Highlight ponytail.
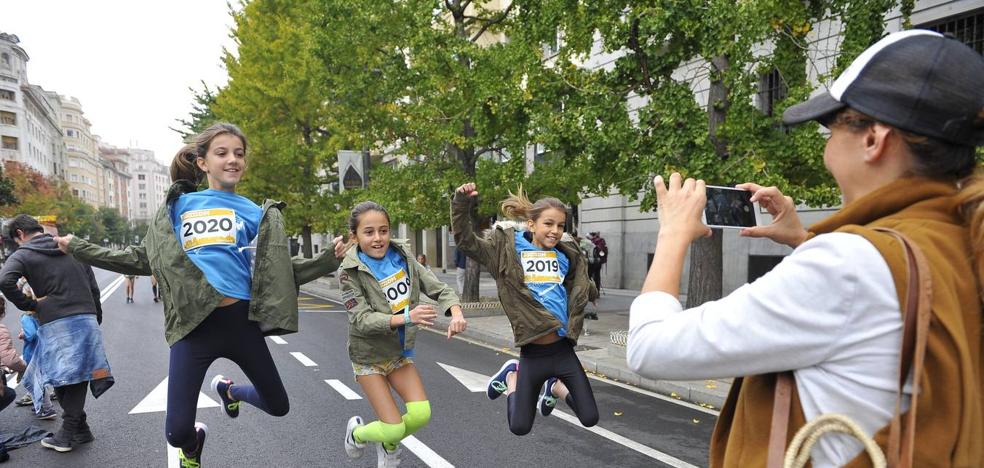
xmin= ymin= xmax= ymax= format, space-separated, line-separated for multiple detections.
xmin=169 ymin=144 xmax=202 ymax=183
xmin=500 ymin=185 xmax=569 ymax=222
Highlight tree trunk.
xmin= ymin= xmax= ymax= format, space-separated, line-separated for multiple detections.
xmin=686 ymin=229 xmax=723 ymax=308
xmin=301 ymin=224 xmax=313 ymax=259
xmin=685 ymin=54 xmax=730 ymax=307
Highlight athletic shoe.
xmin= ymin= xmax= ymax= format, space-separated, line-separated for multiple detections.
xmin=537 ymin=377 xmax=559 ymax=416
xmin=210 ymin=375 xmax=239 ymax=418
xmin=15 ymin=393 xmax=33 ymax=406
xmin=344 ymin=415 xmax=366 ymax=459
xmin=177 ymin=422 xmax=207 ymax=468
xmin=36 ymin=408 xmax=58 ymax=420
xmin=486 ymin=359 xmax=519 ymax=400
xmin=40 ymin=433 xmax=72 ymax=452
xmin=376 ymin=442 xmax=401 ymax=468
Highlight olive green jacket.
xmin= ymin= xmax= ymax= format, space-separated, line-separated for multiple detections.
xmin=339 ymin=241 xmax=459 ymax=365
xmin=451 ymin=192 xmax=598 ymax=346
xmin=68 ymin=180 xmax=340 ymax=346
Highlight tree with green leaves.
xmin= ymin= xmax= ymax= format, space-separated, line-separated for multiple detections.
xmin=213 ymin=0 xmax=347 ymax=257
xmin=512 ymin=0 xmax=912 ymax=305
xmin=171 ymin=82 xmax=219 ymax=143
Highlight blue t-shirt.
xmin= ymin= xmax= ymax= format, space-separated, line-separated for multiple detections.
xmin=171 ymin=189 xmax=262 ymax=300
xmin=358 ymin=246 xmax=414 ymax=358
xmin=514 ymin=231 xmax=570 ymax=336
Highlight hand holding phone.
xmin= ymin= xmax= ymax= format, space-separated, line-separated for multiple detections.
xmin=702 ymin=186 xmax=761 ymax=229
xmin=734 ymin=183 xmax=808 ymax=248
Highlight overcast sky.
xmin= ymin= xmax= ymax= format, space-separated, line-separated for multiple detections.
xmin=2 ymin=0 xmax=237 ymax=165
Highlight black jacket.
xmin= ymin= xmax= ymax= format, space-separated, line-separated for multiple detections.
xmin=0 ymin=234 xmax=102 ymax=324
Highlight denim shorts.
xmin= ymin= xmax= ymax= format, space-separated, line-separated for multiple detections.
xmin=351 ymin=357 xmax=413 ymax=380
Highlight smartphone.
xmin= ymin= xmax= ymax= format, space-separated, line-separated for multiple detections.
xmin=702 ymin=185 xmax=760 ymax=229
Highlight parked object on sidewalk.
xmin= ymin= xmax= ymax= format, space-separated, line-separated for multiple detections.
xmin=452 ymin=183 xmax=600 ymax=436
xmin=629 ymin=31 xmax=984 ymax=468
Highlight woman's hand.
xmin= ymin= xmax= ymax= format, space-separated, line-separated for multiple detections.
xmin=735 ymin=183 xmax=808 ymax=248
xmin=409 ymin=304 xmax=437 ymax=327
xmin=654 ymin=173 xmax=712 ymax=242
xmin=446 ymin=306 xmax=467 ymax=339
xmin=54 ymin=234 xmax=74 ymax=254
xmin=455 ymin=183 xmax=478 ymax=197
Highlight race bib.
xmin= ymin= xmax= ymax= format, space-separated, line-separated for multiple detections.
xmin=379 ymin=268 xmax=411 ymax=313
xmin=180 ymin=208 xmax=237 ymax=251
xmin=522 ymin=251 xmax=562 ymax=284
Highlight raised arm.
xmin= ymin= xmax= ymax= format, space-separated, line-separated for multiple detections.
xmin=450 ymin=183 xmax=497 ymax=270
xmin=61 ymin=235 xmax=151 ymax=276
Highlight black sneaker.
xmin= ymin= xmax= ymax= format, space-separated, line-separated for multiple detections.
xmin=537 ymin=377 xmax=559 ymax=416
xmin=40 ymin=433 xmax=72 ymax=453
xmin=210 ymin=375 xmax=239 ymax=418
xmin=486 ymin=359 xmax=518 ymax=400
xmin=72 ymin=429 xmax=94 ymax=445
xmin=177 ymin=422 xmax=207 ymax=468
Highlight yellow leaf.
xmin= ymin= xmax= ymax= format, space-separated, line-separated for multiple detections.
xmin=705 ymin=380 xmax=718 ymax=389
xmin=614 ymin=411 xmax=623 ymax=416
xmin=692 ymin=418 xmax=701 ymax=424
xmin=670 ymin=392 xmax=681 ymax=399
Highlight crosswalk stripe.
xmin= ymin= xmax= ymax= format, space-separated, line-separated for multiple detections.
xmin=290 ymin=352 xmax=318 ymax=367
xmin=402 ymin=436 xmax=455 ymax=468
xmin=325 ymin=379 xmax=362 ymax=400
xmin=268 ymin=336 xmax=287 ymax=345
xmin=552 ymin=410 xmax=697 ymax=468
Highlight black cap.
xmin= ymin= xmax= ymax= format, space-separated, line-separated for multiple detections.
xmin=783 ymin=30 xmax=984 ymax=147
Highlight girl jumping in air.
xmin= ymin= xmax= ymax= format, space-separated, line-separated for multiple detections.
xmin=451 ymin=183 xmax=599 ymax=435
xmin=340 ymin=201 xmax=466 ymax=467
xmin=56 ymin=123 xmax=345 ymax=467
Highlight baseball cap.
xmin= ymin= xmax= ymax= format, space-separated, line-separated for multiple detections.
xmin=783 ymin=30 xmax=984 ymax=147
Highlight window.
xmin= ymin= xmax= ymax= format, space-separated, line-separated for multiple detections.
xmin=139 ymin=183 xmax=146 ymax=190
xmin=920 ymin=8 xmax=984 ymax=55
xmin=1 ymin=135 xmax=17 ymax=150
xmin=0 ymin=89 xmax=13 ymax=101
xmin=0 ymin=111 xmax=14 ymax=125
xmin=72 ymin=189 xmax=79 ymax=196
xmin=140 ymin=202 xmax=147 ymax=208
xmin=758 ymin=68 xmax=788 ymax=117
xmin=138 ymin=174 xmax=145 ymax=180
xmin=1 ymin=53 xmax=9 ymax=65
xmin=139 ymin=193 xmax=146 ymax=199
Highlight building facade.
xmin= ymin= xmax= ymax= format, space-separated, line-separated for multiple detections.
xmin=127 ymin=148 xmax=168 ymax=222
xmin=0 ymin=32 xmax=66 ymax=178
xmin=98 ymin=142 xmax=133 ymax=219
xmin=57 ymin=95 xmax=105 ymax=207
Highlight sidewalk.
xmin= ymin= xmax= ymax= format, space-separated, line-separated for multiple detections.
xmin=301 ymin=271 xmax=731 ymax=410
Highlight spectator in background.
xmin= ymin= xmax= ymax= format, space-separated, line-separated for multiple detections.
xmin=454 ymin=247 xmax=467 ymax=296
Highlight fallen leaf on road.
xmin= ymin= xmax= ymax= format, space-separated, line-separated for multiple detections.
xmin=699 ymin=403 xmax=715 ymax=409
xmin=614 ymin=411 xmax=623 ymax=416
xmin=670 ymin=392 xmax=681 ymax=399
xmin=705 ymin=380 xmax=717 ymax=389
xmin=692 ymin=418 xmax=700 ymax=424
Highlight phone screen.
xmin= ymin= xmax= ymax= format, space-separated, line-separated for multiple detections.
xmin=704 ymin=186 xmax=756 ymax=228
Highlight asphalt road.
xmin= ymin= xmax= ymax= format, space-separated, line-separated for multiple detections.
xmin=0 ymin=268 xmax=715 ymax=467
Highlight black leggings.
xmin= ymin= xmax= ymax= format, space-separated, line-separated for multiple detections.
xmin=507 ymin=339 xmax=599 ymax=435
xmin=165 ymin=301 xmax=288 ymax=452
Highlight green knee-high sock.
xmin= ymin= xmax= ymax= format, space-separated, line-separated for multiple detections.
xmin=353 ymin=420 xmax=406 ymax=451
xmin=401 ymin=400 xmax=432 ymax=438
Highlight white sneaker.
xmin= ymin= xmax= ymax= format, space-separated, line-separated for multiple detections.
xmin=344 ymin=416 xmax=366 ymax=458
xmin=376 ymin=441 xmax=401 ymax=468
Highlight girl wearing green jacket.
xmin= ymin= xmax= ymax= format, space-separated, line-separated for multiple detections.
xmin=451 ymin=182 xmax=599 ymax=436
xmin=340 ymin=201 xmax=465 ymax=468
xmin=57 ymin=123 xmax=344 ymax=467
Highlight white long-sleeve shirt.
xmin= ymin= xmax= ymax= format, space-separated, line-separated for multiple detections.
xmin=628 ymin=233 xmax=910 ymax=467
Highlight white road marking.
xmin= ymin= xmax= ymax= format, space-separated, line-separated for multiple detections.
xmin=167 ymin=444 xmax=179 ymax=468
xmin=401 ymin=436 xmax=455 ymax=468
xmin=268 ymin=336 xmax=287 ymax=345
xmin=324 ymin=379 xmax=362 ymax=400
xmin=436 ymin=362 xmax=489 ymax=392
xmin=99 ymin=275 xmax=126 ymax=303
xmin=129 ymin=377 xmax=219 ymax=414
xmin=290 ymin=352 xmax=318 ymax=367
xmin=553 ymin=409 xmax=698 ymax=468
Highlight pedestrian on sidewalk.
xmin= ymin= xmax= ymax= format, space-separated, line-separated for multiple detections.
xmin=453 ymin=247 xmax=467 ymax=295
xmin=586 ymin=232 xmax=607 ymax=294
xmin=341 ymin=201 xmax=466 ymax=468
xmin=0 ymin=214 xmax=109 ymax=453
xmin=54 ymin=123 xmax=347 ymax=467
xmin=628 ymin=31 xmax=984 ymax=467
xmin=124 ymin=274 xmax=136 ymax=303
xmin=452 ymin=183 xmax=599 ymax=435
